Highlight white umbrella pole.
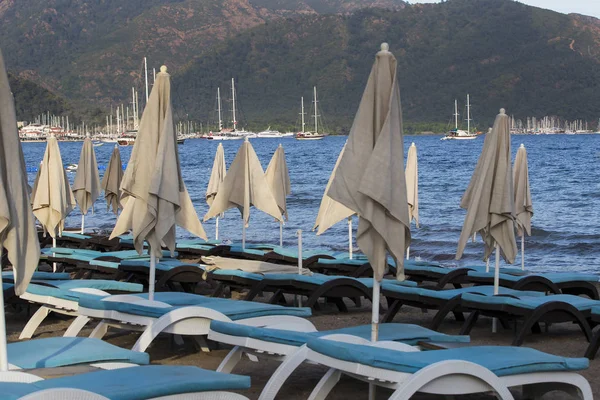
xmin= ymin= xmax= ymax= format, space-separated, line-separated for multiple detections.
xmin=242 ymin=221 xmax=246 ymax=250
xmin=280 ymin=221 xmax=283 ymax=247
xmin=406 ymin=246 xmax=410 ymax=260
xmin=348 ymin=217 xmax=353 ymax=260
xmin=52 ymin=235 xmax=57 ymax=273
xmin=0 ymin=248 xmax=8 ymax=371
xmin=521 ymin=235 xmax=525 ymax=271
xmin=81 ymin=214 xmax=85 ymax=234
xmin=371 ymin=278 xmax=380 ymax=341
xmin=215 ymin=216 xmax=219 ymax=240
xmin=492 ymin=243 xmax=500 ymax=333
xmin=148 ymin=250 xmax=156 ymax=301
xmin=297 ymin=229 xmax=302 ymax=307
xmin=485 ymin=257 xmax=490 ymax=273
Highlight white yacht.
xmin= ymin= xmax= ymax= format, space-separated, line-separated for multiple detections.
xmin=296 ymin=88 xmax=325 ymax=140
xmin=441 ymin=96 xmax=479 ymax=140
xmin=257 ymin=127 xmax=293 ymax=138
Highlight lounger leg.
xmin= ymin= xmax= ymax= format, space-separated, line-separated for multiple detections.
xmin=63 ymin=316 xmax=91 ymax=337
xmin=585 ymin=331 xmax=600 ymax=359
xmin=459 ymin=311 xmax=480 ymax=335
xmin=382 ymin=300 xmax=402 ymax=323
xmin=522 ymin=380 xmax=593 ymax=400
xmin=89 ymin=321 xmax=110 ymax=339
xmin=258 ymin=346 xmax=309 ymax=400
xmin=18 ymin=306 xmax=51 ymax=339
xmin=307 ymin=368 xmax=341 ymax=400
xmin=217 ymin=345 xmax=244 ymax=373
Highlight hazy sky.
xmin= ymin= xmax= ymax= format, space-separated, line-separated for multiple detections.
xmin=408 ymin=0 xmax=600 ymax=19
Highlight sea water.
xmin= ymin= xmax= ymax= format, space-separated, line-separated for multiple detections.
xmin=22 ymin=134 xmax=600 ymax=274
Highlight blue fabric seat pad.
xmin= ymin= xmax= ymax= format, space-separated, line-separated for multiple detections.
xmin=2 ymin=271 xmax=70 ymax=281
xmin=0 ymin=366 xmax=251 ymax=400
xmin=381 ymin=283 xmax=545 ymax=300
xmin=467 ymin=271 xmax=599 ymax=283
xmin=307 ymin=339 xmax=588 ymax=376
xmin=8 ymin=337 xmax=149 ymax=368
xmin=461 ymin=293 xmax=599 ymax=310
xmin=210 ymin=320 xmax=469 ymax=347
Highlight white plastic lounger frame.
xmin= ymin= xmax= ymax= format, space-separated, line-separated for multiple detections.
xmin=18 ymin=288 xmax=107 ymax=339
xmin=75 ymin=295 xmax=312 ymax=353
xmin=209 ymin=318 xmax=319 ymax=373
xmin=258 ymin=336 xmax=592 ymax=400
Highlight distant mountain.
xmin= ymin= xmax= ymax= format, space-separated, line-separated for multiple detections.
xmin=173 ymin=0 xmax=600 ymax=131
xmin=2 ymin=0 xmax=600 ymax=130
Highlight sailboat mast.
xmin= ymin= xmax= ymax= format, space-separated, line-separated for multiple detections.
xmin=301 ymin=97 xmax=305 ymax=133
xmin=454 ymin=99 xmax=459 ymax=130
xmin=313 ymin=86 xmax=318 ymax=134
xmin=466 ymin=94 xmax=471 ymax=134
xmin=231 ymin=78 xmax=237 ymax=131
xmin=217 ymin=88 xmax=223 ymax=132
xmin=144 ymin=57 xmax=149 ymax=102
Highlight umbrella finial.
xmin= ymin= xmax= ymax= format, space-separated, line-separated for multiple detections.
xmin=244 ymin=136 xmax=249 ymax=142
xmin=160 ymin=65 xmax=167 ymax=73
xmin=380 ymin=42 xmax=389 ymax=52
xmin=114 ymin=144 xmax=118 ymax=149
xmin=520 ymin=143 xmax=525 ymax=148
xmin=278 ymin=143 xmax=283 ymax=148
xmin=411 ymin=142 xmax=415 ymax=147
xmin=499 ymin=108 xmax=506 ymax=115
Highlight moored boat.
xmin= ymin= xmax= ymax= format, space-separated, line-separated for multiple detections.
xmin=441 ymin=96 xmax=479 ymax=140
xmin=296 ymin=88 xmax=326 ymax=141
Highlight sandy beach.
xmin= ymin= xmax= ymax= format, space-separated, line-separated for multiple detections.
xmin=7 ymin=287 xmax=597 ymax=400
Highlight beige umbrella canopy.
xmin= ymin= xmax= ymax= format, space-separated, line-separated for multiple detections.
xmin=31 ymin=136 xmax=76 ymax=238
xmin=206 ymin=143 xmax=226 ymax=207
xmin=30 ymin=162 xmax=42 ymax=205
xmin=101 ymin=144 xmax=123 ymax=215
xmin=204 ymin=137 xmax=282 ymax=248
xmin=456 ymin=108 xmax=517 ymax=293
xmin=328 ymin=43 xmax=411 ymax=341
xmin=73 ymin=136 xmax=101 ymax=233
xmin=514 ymin=143 xmax=533 ymax=270
xmin=0 ymin=49 xmax=40 ymax=297
xmin=110 ymin=65 xmax=207 ymax=261
xmin=405 ymin=142 xmax=419 ymax=228
xmin=206 ymin=143 xmax=226 ymax=240
xmin=265 ymin=144 xmax=291 ymax=246
xmin=313 ymin=142 xmax=355 ymax=235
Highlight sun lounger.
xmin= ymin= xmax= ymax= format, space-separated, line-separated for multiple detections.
xmin=208 ymin=319 xmax=469 ymax=375
xmin=381 ymin=283 xmax=545 ymax=330
xmin=262 ymin=247 xmax=341 ymax=267
xmin=2 ymin=272 xmax=71 ymax=282
xmin=18 ymin=280 xmax=143 ymax=339
xmin=466 ymin=271 xmax=600 ymax=299
xmin=460 ymin=292 xmax=598 ymax=346
xmin=74 ymin=292 xmax=312 ymax=352
xmin=310 ymin=257 xmax=373 ymax=277
xmin=118 ymin=259 xmax=206 ymax=293
xmin=8 ymin=337 xmax=149 ymax=370
xmin=258 ymin=336 xmax=591 ymax=400
xmin=584 ymin=306 xmax=600 ymax=359
xmin=1 ymin=365 xmax=251 ymax=400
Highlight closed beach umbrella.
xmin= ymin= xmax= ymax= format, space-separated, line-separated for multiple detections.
xmin=405 ymin=142 xmax=419 ymax=259
xmin=101 ymin=144 xmax=123 ymax=215
xmin=110 ymin=65 xmax=207 ymax=300
xmin=313 ymin=142 xmax=356 ymax=257
xmin=329 ymin=43 xmax=411 ymax=341
xmin=204 ymin=137 xmax=282 ymax=249
xmin=456 ymin=108 xmax=517 ymax=295
xmin=31 ymin=136 xmax=76 ymax=239
xmin=265 ymin=144 xmax=291 ymax=246
xmin=514 ymin=143 xmax=533 ymax=270
xmin=73 ymin=136 xmax=101 ymax=233
xmin=0 ymin=49 xmax=40 ymax=369
xmin=206 ymin=143 xmax=226 ymax=239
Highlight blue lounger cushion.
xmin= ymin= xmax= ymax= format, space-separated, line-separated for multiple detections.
xmin=307 ymin=339 xmax=588 ymax=376
xmin=316 ymin=258 xmax=369 ymax=266
xmin=261 ymin=273 xmax=417 ymax=288
xmin=463 ymin=265 xmax=527 ymax=275
xmin=61 ymin=232 xmax=92 ymax=240
xmin=461 ymin=293 xmax=600 ymax=310
xmin=120 ymin=259 xmax=202 ymax=272
xmin=467 ymin=271 xmax=599 ymax=283
xmin=210 ymin=320 xmax=470 ymax=347
xmin=177 ymin=239 xmax=221 ymax=246
xmin=3 ymin=283 xmax=13 ymax=292
xmin=228 ymin=246 xmax=267 ymax=257
xmin=78 ymin=295 xmax=312 ymax=319
xmin=1 ymin=365 xmax=251 ymax=400
xmin=270 ymin=247 xmax=340 ymax=260
xmin=30 ymin=280 xmax=142 ymax=293
xmin=8 ymin=337 xmax=149 ymax=368
xmin=380 ymin=283 xmax=545 ymax=299
xmin=2 ymin=271 xmax=70 ymax=281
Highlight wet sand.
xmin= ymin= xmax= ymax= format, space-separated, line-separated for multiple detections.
xmin=6 ymin=295 xmax=597 ymax=399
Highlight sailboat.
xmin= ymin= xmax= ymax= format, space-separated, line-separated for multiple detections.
xmin=296 ymin=87 xmax=326 ymax=140
xmin=206 ymin=83 xmax=244 ymax=141
xmin=442 ymin=95 xmax=479 ymax=140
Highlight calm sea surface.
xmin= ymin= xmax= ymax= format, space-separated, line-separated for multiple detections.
xmin=22 ymin=134 xmax=600 ymax=274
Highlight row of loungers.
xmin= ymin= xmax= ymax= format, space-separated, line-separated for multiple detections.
xmin=10 ymin=275 xmax=600 ymax=360
xmin=3 ymin=282 xmax=594 ymax=399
